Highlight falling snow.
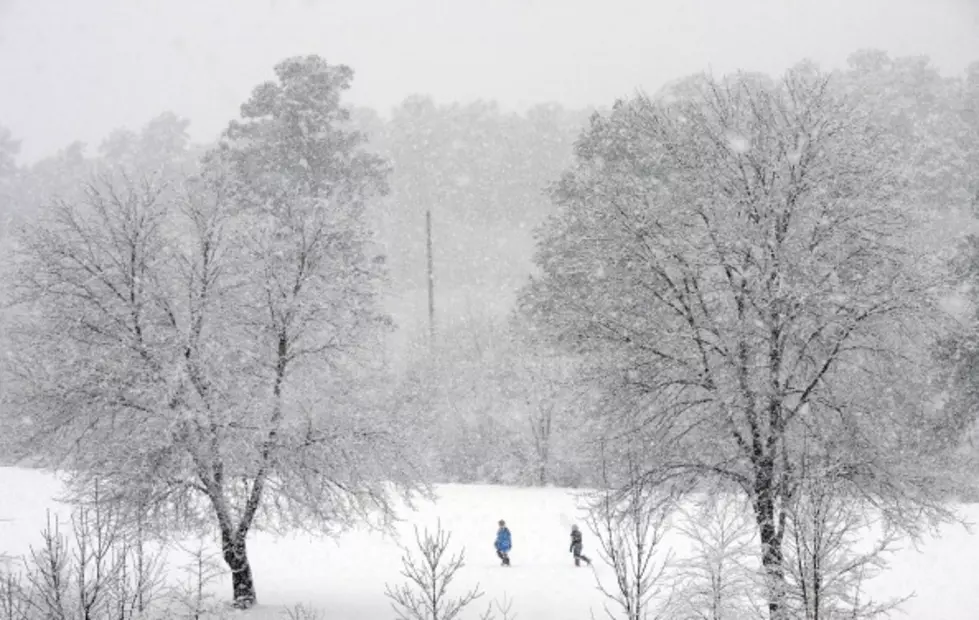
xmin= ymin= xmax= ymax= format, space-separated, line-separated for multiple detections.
xmin=0 ymin=3 xmax=977 ymax=620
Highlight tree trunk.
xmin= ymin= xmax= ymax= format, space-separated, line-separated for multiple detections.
xmin=536 ymin=439 xmax=548 ymax=486
xmin=753 ymin=458 xmax=787 ymax=620
xmin=533 ymin=409 xmax=552 ymax=487
xmin=220 ymin=527 xmax=256 ymax=609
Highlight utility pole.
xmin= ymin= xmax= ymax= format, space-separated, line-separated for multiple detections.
xmin=426 ymin=208 xmax=435 ymax=347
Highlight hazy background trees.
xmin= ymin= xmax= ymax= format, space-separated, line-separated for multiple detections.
xmin=3 ymin=49 xmax=979 ymax=494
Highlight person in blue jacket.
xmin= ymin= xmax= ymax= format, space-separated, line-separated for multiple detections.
xmin=494 ymin=519 xmax=512 ymax=566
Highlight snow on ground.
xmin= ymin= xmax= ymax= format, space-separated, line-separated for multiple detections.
xmin=0 ymin=467 xmax=977 ymax=619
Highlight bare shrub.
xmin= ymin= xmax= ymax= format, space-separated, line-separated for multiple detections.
xmin=784 ymin=473 xmax=911 ymax=620
xmin=671 ymin=494 xmax=764 ymax=620
xmin=478 ymin=593 xmax=516 ymax=620
xmin=0 ymin=518 xmax=31 ymax=620
xmin=0 ymin=569 xmax=32 ymax=620
xmin=165 ymin=537 xmax=227 ymax=620
xmin=107 ymin=517 xmax=167 ymax=620
xmin=0 ymin=496 xmax=166 ymax=620
xmin=279 ymin=602 xmax=324 ymax=619
xmin=23 ymin=511 xmax=70 ymax=619
xmin=384 ymin=520 xmax=490 ymax=620
xmin=587 ymin=454 xmax=677 ymax=620
xmin=70 ymin=493 xmax=166 ymax=619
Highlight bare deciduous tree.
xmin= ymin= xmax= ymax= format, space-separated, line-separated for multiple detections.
xmin=5 ymin=55 xmax=422 ymax=610
xmin=671 ymin=494 xmax=763 ymax=620
xmin=783 ymin=445 xmax=911 ymax=620
xmin=507 ymin=345 xmax=583 ymax=487
xmin=587 ymin=448 xmax=676 ymax=620
xmin=401 ymin=311 xmax=588 ymax=487
xmin=519 ymin=64 xmax=964 ymax=618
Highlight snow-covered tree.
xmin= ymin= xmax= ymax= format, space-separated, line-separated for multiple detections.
xmin=838 ymin=51 xmax=973 ymax=215
xmin=519 ymin=65 xmax=963 ymax=619
xmin=672 ymin=494 xmax=763 ymax=620
xmin=0 ymin=125 xmax=17 ymax=220
xmin=5 ymin=55 xmax=421 ymax=609
xmin=95 ymin=111 xmax=202 ymax=183
xmin=0 ymin=124 xmax=19 ymax=283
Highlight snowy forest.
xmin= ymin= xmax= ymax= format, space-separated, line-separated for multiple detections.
xmin=3 ymin=46 xmax=979 ymax=620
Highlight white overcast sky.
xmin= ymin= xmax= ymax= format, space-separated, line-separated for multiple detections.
xmin=1 ymin=0 xmax=977 ymax=162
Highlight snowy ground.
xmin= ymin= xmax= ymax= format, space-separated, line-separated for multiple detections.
xmin=0 ymin=467 xmax=976 ymax=619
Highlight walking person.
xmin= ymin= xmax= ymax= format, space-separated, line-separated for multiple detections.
xmin=570 ymin=524 xmax=592 ymax=567
xmin=495 ymin=520 xmax=512 ymax=566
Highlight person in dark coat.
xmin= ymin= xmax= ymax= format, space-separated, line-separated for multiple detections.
xmin=570 ymin=524 xmax=592 ymax=567
xmin=494 ymin=519 xmax=512 ymax=566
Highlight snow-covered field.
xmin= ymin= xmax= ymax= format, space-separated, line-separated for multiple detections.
xmin=0 ymin=466 xmax=976 ymax=619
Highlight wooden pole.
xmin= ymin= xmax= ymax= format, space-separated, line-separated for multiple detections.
xmin=426 ymin=209 xmax=435 ymax=346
